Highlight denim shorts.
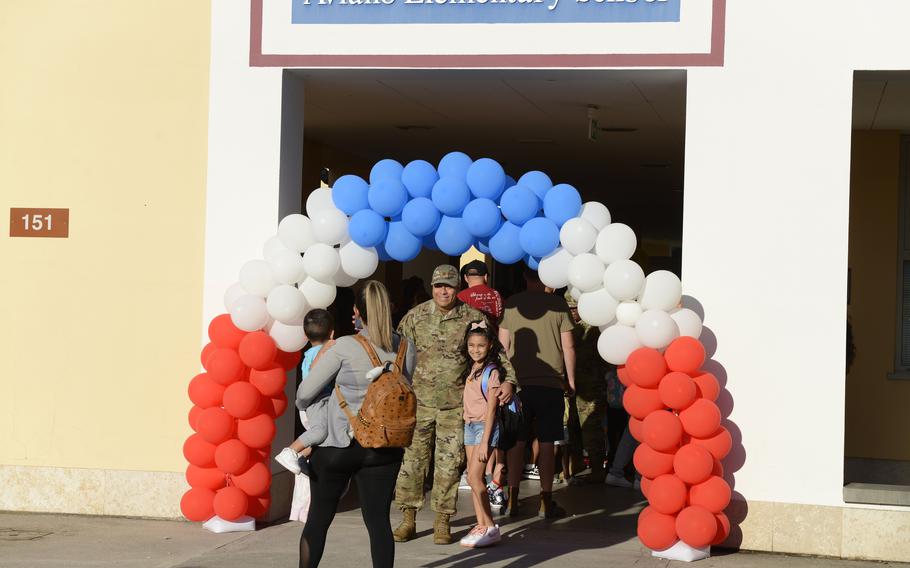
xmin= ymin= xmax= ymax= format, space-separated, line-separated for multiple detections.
xmin=464 ymin=421 xmax=500 ymax=447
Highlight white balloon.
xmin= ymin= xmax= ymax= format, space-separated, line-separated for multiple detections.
xmin=567 ymin=253 xmax=606 ymax=293
xmin=333 ymin=269 xmax=359 ymax=288
xmin=339 ymin=240 xmax=379 ymax=280
xmin=223 ymin=282 xmax=246 ymax=312
xmin=595 ymin=223 xmax=637 ymax=264
xmin=615 ymin=301 xmax=644 ymax=326
xmin=303 ymin=243 xmax=341 ymax=283
xmin=597 ymin=324 xmax=643 ymax=365
xmin=230 ymin=294 xmax=270 ymax=332
xmin=300 ymin=277 xmax=337 ymax=309
xmin=312 ymin=207 xmax=349 ymax=246
xmin=569 ymin=286 xmax=583 ymax=301
xmin=306 ymin=187 xmax=335 ymax=217
xmin=670 ymin=307 xmax=703 ymax=339
xmin=266 ymin=284 xmax=309 ymax=324
xmin=603 ymin=259 xmax=645 ymax=301
xmin=269 ymin=249 xmax=306 ymax=285
xmin=263 ymin=235 xmax=290 ymax=262
xmin=278 ymin=214 xmax=316 ymax=253
xmin=269 ymin=320 xmax=308 ymax=352
xmin=577 ymin=288 xmax=619 ymax=327
xmin=639 ymin=270 xmax=682 ymax=311
xmin=635 ymin=309 xmax=680 ymax=349
xmin=559 ymin=217 xmax=598 ymax=256
xmin=580 ymin=201 xmax=611 ymax=230
xmin=239 ymin=259 xmax=278 ymax=298
xmin=537 ymin=247 xmax=574 ymax=289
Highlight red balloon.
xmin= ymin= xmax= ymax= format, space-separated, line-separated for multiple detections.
xmin=181 ymin=487 xmax=216 ymax=522
xmin=186 ymin=465 xmax=227 ymax=491
xmin=198 ymin=407 xmax=235 ymax=445
xmin=689 ymin=475 xmax=731 ymax=513
xmin=712 ymin=512 xmax=731 ymax=545
xmin=206 ymin=348 xmax=245 ymax=386
xmin=616 ymin=365 xmax=632 ymax=387
xmin=623 ymin=384 xmax=665 ymax=420
xmin=247 ymin=495 xmax=271 ymax=519
xmin=673 ymin=443 xmax=714 ymax=485
xmin=676 ymin=505 xmax=717 ymax=548
xmin=648 ymin=474 xmax=688 ymax=515
xmin=692 ymin=372 xmax=720 ymax=401
xmin=214 ymin=439 xmax=251 ymax=475
xmin=232 ymin=461 xmax=271 ymax=497
xmin=628 ymin=416 xmax=644 ymax=442
xmin=223 ymin=382 xmax=262 ymax=420
xmin=253 ymin=447 xmax=270 ymax=462
xmin=239 ymin=331 xmax=278 ymax=371
xmin=183 ymin=434 xmax=217 ymax=468
xmin=626 ymin=348 xmax=668 ymax=388
xmin=679 ymin=399 xmax=721 ymax=438
xmin=270 ymin=393 xmax=288 ymax=418
xmin=201 ymin=342 xmax=218 ymax=368
xmin=274 ymin=349 xmax=302 ymax=371
xmin=638 ymin=506 xmax=678 ymax=551
xmin=237 ymin=413 xmax=277 ymax=449
xmin=712 ymin=458 xmax=725 ymax=478
xmin=633 ymin=443 xmax=676 ymax=479
xmin=249 ymin=365 xmax=286 ymax=397
xmin=690 ymin=427 xmax=733 ymax=461
xmin=642 ymin=410 xmax=683 ymax=452
xmin=214 ymin=486 xmax=249 ymax=521
xmin=664 ymin=337 xmax=705 ymax=375
xmin=209 ymin=314 xmax=247 ymax=349
xmin=658 ymin=371 xmax=697 ymax=410
xmin=188 ymin=405 xmax=204 ymax=432
xmin=188 ymin=373 xmax=225 ymax=409
xmin=640 ymin=476 xmax=652 ymax=499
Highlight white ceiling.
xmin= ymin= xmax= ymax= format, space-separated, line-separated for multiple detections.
xmin=854 ymin=71 xmax=910 ymax=130
xmin=298 ymin=69 xmax=686 ymax=240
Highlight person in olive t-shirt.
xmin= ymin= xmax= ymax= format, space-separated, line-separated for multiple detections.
xmin=498 ymin=267 xmax=576 ymax=519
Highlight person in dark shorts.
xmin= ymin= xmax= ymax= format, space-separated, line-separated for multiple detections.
xmin=498 ymin=267 xmax=576 ymax=519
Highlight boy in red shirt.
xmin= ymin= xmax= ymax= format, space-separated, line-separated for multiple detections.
xmin=458 ymin=260 xmax=503 ymax=322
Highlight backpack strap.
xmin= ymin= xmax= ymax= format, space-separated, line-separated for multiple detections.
xmin=335 ymin=384 xmax=357 ymax=422
xmin=353 ymin=333 xmax=383 ymax=368
xmin=479 ymin=364 xmax=496 ymax=401
xmin=392 ymin=334 xmax=408 ymax=374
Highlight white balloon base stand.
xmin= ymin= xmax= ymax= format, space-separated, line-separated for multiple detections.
xmin=203 ymin=515 xmax=256 ymax=534
xmin=651 ymin=541 xmax=710 ymax=562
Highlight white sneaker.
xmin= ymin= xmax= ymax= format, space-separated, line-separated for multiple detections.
xmin=275 ymin=447 xmax=301 ymax=475
xmin=460 ymin=525 xmax=501 ymax=548
xmin=605 ymin=473 xmax=633 ymax=488
xmin=459 ymin=473 xmax=471 ymax=490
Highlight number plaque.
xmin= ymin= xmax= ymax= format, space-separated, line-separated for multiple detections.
xmin=9 ymin=208 xmax=69 ymax=238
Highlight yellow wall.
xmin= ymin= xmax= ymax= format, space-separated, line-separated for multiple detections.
xmin=845 ymin=130 xmax=910 ymax=460
xmin=0 ymin=2 xmax=211 ymax=472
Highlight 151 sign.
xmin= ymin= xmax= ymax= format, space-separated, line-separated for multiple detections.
xmin=9 ymin=208 xmax=69 ymax=238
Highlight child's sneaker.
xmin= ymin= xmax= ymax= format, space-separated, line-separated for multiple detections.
xmin=522 ymin=465 xmax=540 ymax=480
xmin=459 ymin=473 xmax=471 ymax=490
xmin=487 ymin=482 xmax=506 ymax=514
xmin=459 ymin=525 xmax=501 ymax=548
xmin=275 ymin=447 xmax=302 ymax=475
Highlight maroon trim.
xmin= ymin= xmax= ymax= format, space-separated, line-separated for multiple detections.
xmin=249 ymin=0 xmax=725 ymax=68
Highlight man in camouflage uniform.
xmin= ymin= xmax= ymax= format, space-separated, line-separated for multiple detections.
xmin=566 ymin=292 xmax=608 ymax=483
xmin=393 ymin=264 xmax=516 ymax=544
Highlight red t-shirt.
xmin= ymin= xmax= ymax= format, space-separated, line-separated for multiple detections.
xmin=457 ymin=284 xmax=503 ymax=321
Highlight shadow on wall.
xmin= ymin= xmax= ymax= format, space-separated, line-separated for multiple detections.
xmin=683 ymin=295 xmax=747 ymax=549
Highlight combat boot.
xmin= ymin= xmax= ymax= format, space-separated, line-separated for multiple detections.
xmin=393 ymin=508 xmax=417 ymax=542
xmin=433 ymin=512 xmax=453 ymax=544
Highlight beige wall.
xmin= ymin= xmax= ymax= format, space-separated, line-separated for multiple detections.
xmin=845 ymin=130 xmax=910 ymax=460
xmin=0 ymin=2 xmax=211 ymax=472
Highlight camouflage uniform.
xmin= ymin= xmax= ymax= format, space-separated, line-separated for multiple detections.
xmin=395 ymin=297 xmax=517 ymax=515
xmin=571 ymin=314 xmax=608 ymax=470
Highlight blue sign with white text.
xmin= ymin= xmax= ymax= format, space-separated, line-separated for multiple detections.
xmin=291 ymin=0 xmax=680 ymax=25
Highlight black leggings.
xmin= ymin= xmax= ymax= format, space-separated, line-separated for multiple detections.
xmin=300 ymin=441 xmax=404 ymax=568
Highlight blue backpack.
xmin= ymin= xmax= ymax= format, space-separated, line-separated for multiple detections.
xmin=480 ymin=365 xmax=523 ymax=451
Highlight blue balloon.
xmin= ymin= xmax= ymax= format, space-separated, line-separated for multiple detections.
xmin=332 ymin=175 xmax=370 ymax=215
xmin=476 ymin=238 xmax=491 ymax=254
xmin=525 ymin=255 xmax=541 ymax=270
xmin=543 ymin=183 xmax=582 ymax=227
xmin=401 ymin=197 xmax=441 ymax=237
xmin=435 ymin=216 xmax=474 ymax=256
xmin=489 ymin=222 xmax=524 ymax=264
xmin=384 ymin=222 xmax=422 ymax=262
xmin=467 ymin=158 xmax=506 ymax=200
xmin=462 ymin=198 xmax=502 ymax=238
xmin=519 ymin=171 xmax=553 ymax=202
xmin=348 ymin=209 xmax=388 ymax=248
xmin=500 ymin=185 xmax=540 ymax=225
xmin=401 ymin=160 xmax=439 ymax=199
xmin=431 ymin=177 xmax=471 ymax=216
xmin=505 ymin=175 xmax=517 ymax=190
xmin=368 ymin=179 xmax=409 ymax=217
xmin=422 ymin=232 xmax=440 ymax=251
xmin=520 ymin=217 xmax=560 ymax=258
xmin=370 ymin=159 xmax=404 ymax=184
xmin=438 ymin=151 xmax=472 ymax=180
xmin=375 ymin=240 xmax=393 ymax=262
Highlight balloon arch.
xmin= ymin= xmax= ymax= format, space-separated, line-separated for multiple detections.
xmin=182 ymin=152 xmax=733 ymax=556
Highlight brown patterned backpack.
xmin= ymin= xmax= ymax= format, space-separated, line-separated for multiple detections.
xmin=335 ymin=334 xmax=417 ymax=448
